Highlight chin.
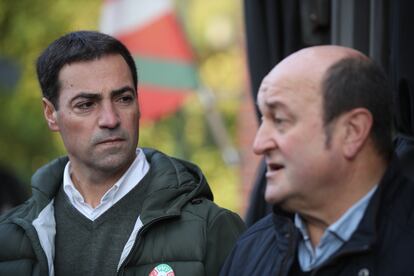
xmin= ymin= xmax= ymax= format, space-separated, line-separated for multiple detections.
xmin=264 ymin=191 xmax=281 ymax=205
xmin=264 ymin=182 xmax=283 ymax=204
xmin=96 ymin=153 xmax=133 ymax=171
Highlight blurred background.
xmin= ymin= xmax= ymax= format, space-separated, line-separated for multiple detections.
xmin=0 ymin=0 xmax=260 ymax=215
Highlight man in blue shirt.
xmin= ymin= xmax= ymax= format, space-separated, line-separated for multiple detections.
xmin=221 ymin=45 xmax=414 ymax=275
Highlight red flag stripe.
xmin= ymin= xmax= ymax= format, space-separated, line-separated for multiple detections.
xmin=118 ymin=12 xmax=194 ymax=62
xmin=138 ymin=85 xmax=190 ymax=122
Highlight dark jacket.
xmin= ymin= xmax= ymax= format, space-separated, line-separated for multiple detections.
xmin=221 ymin=156 xmax=414 ymax=276
xmin=0 ymin=148 xmax=245 ymax=276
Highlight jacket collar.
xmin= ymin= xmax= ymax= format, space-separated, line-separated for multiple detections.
xmin=339 ymin=154 xmax=402 ymax=252
xmin=139 ymin=148 xmax=213 ymax=224
xmin=31 ymin=156 xmax=68 ymax=201
xmin=30 ymin=149 xmax=213 ymax=224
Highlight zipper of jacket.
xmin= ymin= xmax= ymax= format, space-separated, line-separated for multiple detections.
xmin=278 ymin=222 xmax=298 ymax=276
xmin=116 ymin=214 xmax=179 ymax=276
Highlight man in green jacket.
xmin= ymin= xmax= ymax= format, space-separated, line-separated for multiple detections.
xmin=0 ymin=31 xmax=245 ymax=276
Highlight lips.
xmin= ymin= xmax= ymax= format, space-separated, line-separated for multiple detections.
xmin=96 ymin=137 xmax=125 ymax=145
xmin=266 ymin=162 xmax=284 ymax=176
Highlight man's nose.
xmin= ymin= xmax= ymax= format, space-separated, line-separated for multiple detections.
xmin=98 ymin=103 xmax=120 ymax=129
xmin=253 ymin=121 xmax=277 ymax=155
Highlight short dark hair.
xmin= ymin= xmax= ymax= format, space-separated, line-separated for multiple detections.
xmin=36 ymin=31 xmax=137 ymax=109
xmin=322 ymin=57 xmax=393 ymax=159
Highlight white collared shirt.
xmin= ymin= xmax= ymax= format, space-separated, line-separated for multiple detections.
xmin=62 ymin=148 xmax=150 ymax=221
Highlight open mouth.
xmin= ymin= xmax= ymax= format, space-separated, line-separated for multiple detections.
xmin=267 ymin=163 xmax=284 ymax=173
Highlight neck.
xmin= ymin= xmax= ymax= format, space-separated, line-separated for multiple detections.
xmin=69 ymin=164 xmax=131 ymax=208
xmin=300 ymin=153 xmax=388 ymax=248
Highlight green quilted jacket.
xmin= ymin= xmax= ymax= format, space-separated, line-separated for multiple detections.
xmin=0 ymin=148 xmax=245 ymax=275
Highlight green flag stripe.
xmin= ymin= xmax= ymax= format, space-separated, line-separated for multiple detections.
xmin=134 ymin=56 xmax=198 ymax=89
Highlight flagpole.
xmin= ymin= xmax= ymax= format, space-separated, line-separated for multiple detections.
xmin=195 ymin=84 xmax=240 ymax=166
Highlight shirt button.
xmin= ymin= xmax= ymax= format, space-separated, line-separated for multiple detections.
xmin=358 ymin=268 xmax=370 ymax=276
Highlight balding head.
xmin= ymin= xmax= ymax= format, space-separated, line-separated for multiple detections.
xmin=265 ymin=45 xmax=366 ymax=94
xmin=261 ymin=45 xmax=392 ymax=158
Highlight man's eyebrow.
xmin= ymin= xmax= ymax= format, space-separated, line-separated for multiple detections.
xmin=70 ymin=92 xmax=101 ymax=104
xmin=257 ymin=98 xmax=290 ymax=116
xmin=111 ymin=86 xmax=136 ymax=97
xmin=69 ymin=86 xmax=136 ymax=104
xmin=256 ymin=96 xmax=282 ymax=108
xmin=265 ymin=100 xmax=283 ymax=109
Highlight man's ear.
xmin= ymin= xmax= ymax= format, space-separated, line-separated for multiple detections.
xmin=341 ymin=108 xmax=373 ymax=159
xmin=42 ymin=97 xmax=59 ymax=131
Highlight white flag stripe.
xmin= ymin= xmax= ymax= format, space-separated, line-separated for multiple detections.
xmin=100 ymin=0 xmax=172 ymax=36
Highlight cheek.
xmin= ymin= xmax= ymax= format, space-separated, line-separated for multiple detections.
xmin=121 ymin=112 xmax=139 ymax=135
xmin=280 ymin=132 xmax=326 ymax=170
xmin=57 ymin=115 xmax=93 ymax=143
xmin=56 ymin=114 xmax=73 ymax=131
xmin=277 ymin=133 xmax=304 ymax=157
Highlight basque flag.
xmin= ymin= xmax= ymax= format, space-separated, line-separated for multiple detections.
xmin=100 ymin=0 xmax=198 ymax=121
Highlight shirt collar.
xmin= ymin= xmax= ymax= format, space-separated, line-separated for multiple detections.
xmin=327 ymin=185 xmax=378 ymax=241
xmin=294 ymin=184 xmax=378 ymax=243
xmin=63 ymin=148 xmax=149 ymax=212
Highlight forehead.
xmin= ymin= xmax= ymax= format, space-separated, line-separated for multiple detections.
xmin=257 ymin=66 xmax=322 ymax=112
xmin=58 ymin=54 xmax=133 ymax=90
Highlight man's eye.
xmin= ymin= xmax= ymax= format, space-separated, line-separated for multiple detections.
xmin=273 ymin=117 xmax=290 ymax=132
xmin=75 ymin=101 xmax=94 ymax=110
xmin=274 ymin=117 xmax=285 ymax=124
xmin=118 ymin=95 xmax=134 ymax=104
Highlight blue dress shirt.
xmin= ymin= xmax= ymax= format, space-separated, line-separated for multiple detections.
xmin=294 ymin=185 xmax=378 ymax=271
